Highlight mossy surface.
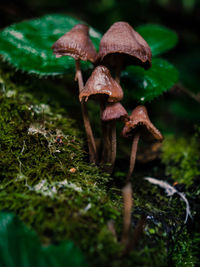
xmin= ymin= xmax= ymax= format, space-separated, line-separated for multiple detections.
xmin=0 ymin=62 xmax=199 ymax=267
xmin=162 ymin=135 xmax=200 ymax=187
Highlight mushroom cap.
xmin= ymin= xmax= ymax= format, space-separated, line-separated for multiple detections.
xmin=79 ymin=65 xmax=123 ymax=103
xmin=122 ymin=105 xmax=163 ymax=141
xmin=52 ymin=24 xmax=96 ymax=62
xmin=96 ymin=22 xmax=152 ymax=69
xmin=101 ymin=102 xmax=128 ymax=121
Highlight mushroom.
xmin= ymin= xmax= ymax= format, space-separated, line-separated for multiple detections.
xmin=122 ymin=105 xmax=163 ymax=182
xmin=101 ymin=102 xmax=128 ymax=173
xmin=80 ymin=65 xmax=123 ymax=168
xmin=79 ymin=65 xmax=123 ymax=103
xmin=96 ymin=21 xmax=152 ymax=83
xmin=52 ymin=24 xmax=97 ymax=163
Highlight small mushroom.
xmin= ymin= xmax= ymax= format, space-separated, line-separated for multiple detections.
xmin=101 ymin=102 xmax=128 ymax=173
xmin=79 ymin=65 xmax=123 ymax=103
xmin=52 ymin=24 xmax=96 ymax=64
xmin=96 ymin=22 xmax=152 ymax=83
xmin=52 ymin=24 xmax=97 ymax=163
xmin=122 ymin=105 xmax=163 ymax=182
xmin=80 ymin=65 xmax=123 ymax=168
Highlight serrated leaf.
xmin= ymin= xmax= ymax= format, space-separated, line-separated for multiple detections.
xmin=0 ymin=212 xmax=88 ymax=267
xmin=137 ymin=24 xmax=178 ymax=56
xmin=122 ymin=58 xmax=179 ymax=103
xmin=0 ymin=14 xmax=102 ymax=76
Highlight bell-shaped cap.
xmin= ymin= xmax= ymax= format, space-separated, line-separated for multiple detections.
xmin=97 ymin=22 xmax=152 ymax=69
xmin=101 ymin=102 xmax=128 ymax=121
xmin=79 ymin=65 xmax=123 ymax=102
xmin=52 ymin=24 xmax=96 ymax=62
xmin=122 ymin=105 xmax=163 ymax=141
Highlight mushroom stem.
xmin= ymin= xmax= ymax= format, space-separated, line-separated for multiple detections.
xmin=100 ymin=103 xmax=117 ymax=173
xmin=109 ymin=120 xmax=117 ymax=173
xmin=121 ymin=183 xmax=133 ymax=245
xmin=75 ymin=60 xmax=84 ymax=92
xmin=126 ymin=132 xmax=140 ymax=182
xmin=123 ymin=214 xmax=147 ymax=255
xmin=75 ymin=60 xmax=97 ymax=163
xmin=115 ymin=63 xmax=121 ymax=84
xmin=107 ymin=220 xmax=117 ymax=241
xmin=115 ymin=56 xmax=123 ymax=84
xmin=100 ymin=102 xmax=110 ymax=166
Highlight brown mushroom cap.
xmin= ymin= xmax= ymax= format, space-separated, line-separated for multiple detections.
xmin=101 ymin=102 xmax=128 ymax=121
xmin=52 ymin=24 xmax=96 ymax=62
xmin=96 ymin=22 xmax=152 ymax=69
xmin=122 ymin=105 xmax=163 ymax=141
xmin=79 ymin=65 xmax=123 ymax=102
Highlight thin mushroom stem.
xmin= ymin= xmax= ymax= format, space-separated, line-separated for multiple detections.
xmin=107 ymin=220 xmax=117 ymax=241
xmin=109 ymin=120 xmax=117 ymax=173
xmin=123 ymin=214 xmax=147 ymax=255
xmin=100 ymin=102 xmax=110 ymax=166
xmin=126 ymin=132 xmax=140 ymax=182
xmin=115 ymin=63 xmax=121 ymax=84
xmin=115 ymin=56 xmax=123 ymax=84
xmin=121 ymin=183 xmax=133 ymax=245
xmin=101 ymin=123 xmax=110 ymax=165
xmin=75 ymin=60 xmax=84 ymax=92
xmin=75 ymin=60 xmax=97 ymax=163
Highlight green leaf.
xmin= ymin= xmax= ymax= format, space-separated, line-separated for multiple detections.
xmin=122 ymin=58 xmax=179 ymax=102
xmin=136 ymin=24 xmax=178 ymax=56
xmin=0 ymin=212 xmax=88 ymax=267
xmin=0 ymin=14 xmax=102 ymax=76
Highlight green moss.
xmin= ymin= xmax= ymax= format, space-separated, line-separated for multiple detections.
xmin=0 ymin=63 xmax=198 ymax=266
xmin=170 ymin=230 xmax=200 ymax=267
xmin=0 ymin=65 xmax=121 ymax=265
xmin=161 ymin=135 xmax=200 ymax=187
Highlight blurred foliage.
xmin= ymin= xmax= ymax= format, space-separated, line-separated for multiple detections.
xmin=0 ymin=212 xmax=88 ymax=267
xmin=137 ymin=24 xmax=178 ymax=56
xmin=0 ymin=14 xmax=178 ymax=103
xmin=0 ymin=14 xmax=101 ymax=76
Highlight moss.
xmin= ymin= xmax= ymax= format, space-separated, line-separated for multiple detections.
xmin=0 ymin=63 xmax=198 ymax=266
xmin=0 ymin=65 xmax=121 ymax=265
xmin=170 ymin=230 xmax=200 ymax=267
xmin=161 ymin=135 xmax=200 ymax=187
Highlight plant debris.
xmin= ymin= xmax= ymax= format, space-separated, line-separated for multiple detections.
xmin=145 ymin=177 xmax=192 ymax=223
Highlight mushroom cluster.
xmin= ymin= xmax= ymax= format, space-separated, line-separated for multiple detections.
xmin=52 ymin=21 xmax=163 ymax=181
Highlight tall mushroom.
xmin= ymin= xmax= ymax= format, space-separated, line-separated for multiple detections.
xmin=96 ymin=21 xmax=152 ymax=83
xmin=122 ymin=105 xmax=163 ymax=182
xmin=80 ymin=65 xmax=123 ymax=167
xmin=52 ymin=24 xmax=97 ymax=163
xmin=101 ymin=102 xmax=128 ymax=173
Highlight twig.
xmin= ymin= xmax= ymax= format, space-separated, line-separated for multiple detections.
xmin=173 ymin=83 xmax=200 ymax=103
